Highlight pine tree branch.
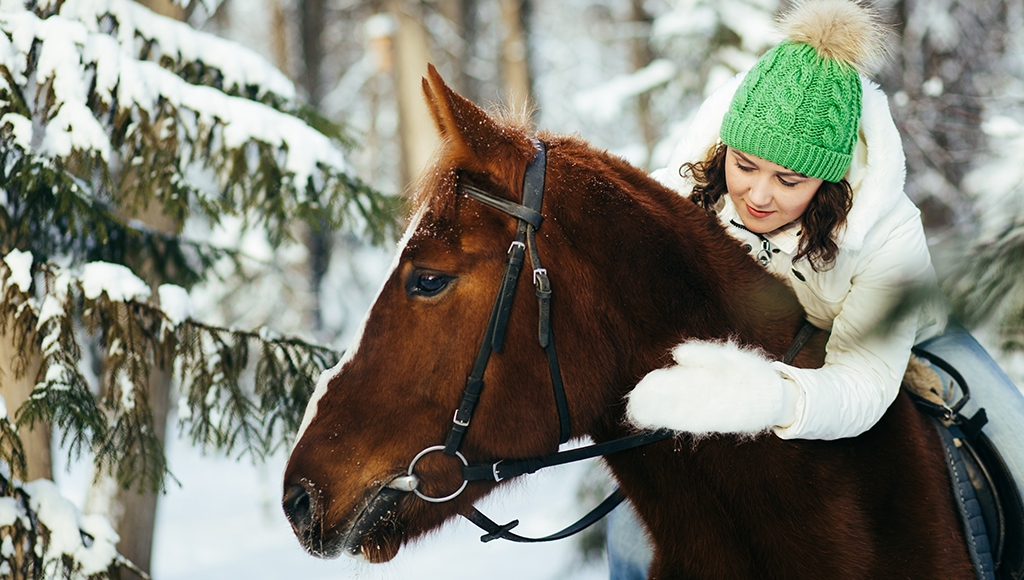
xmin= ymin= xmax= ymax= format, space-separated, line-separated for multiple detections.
xmin=4 ymin=255 xmax=340 ymax=491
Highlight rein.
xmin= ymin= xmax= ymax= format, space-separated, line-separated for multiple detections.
xmin=390 ymin=138 xmax=817 ymax=544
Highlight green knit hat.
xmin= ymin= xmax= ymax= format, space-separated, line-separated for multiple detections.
xmin=720 ymin=0 xmax=890 ymax=183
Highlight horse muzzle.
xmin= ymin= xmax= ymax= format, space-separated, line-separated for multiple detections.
xmin=282 ymin=476 xmax=411 ymax=561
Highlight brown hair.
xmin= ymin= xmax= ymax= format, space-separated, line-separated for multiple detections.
xmin=682 ymin=142 xmax=852 ymax=272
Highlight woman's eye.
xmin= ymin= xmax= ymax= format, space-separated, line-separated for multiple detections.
xmin=736 ymin=162 xmax=754 ymax=172
xmin=778 ymin=177 xmax=797 ymax=188
xmin=407 ymin=272 xmax=452 ymax=297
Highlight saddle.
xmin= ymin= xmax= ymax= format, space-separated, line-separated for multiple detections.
xmin=906 ymin=350 xmax=1024 ymax=580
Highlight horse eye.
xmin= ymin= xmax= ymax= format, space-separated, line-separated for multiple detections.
xmin=407 ymin=272 xmax=451 ymax=297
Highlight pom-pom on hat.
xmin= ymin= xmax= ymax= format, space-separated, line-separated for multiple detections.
xmin=720 ymin=0 xmax=892 ymax=182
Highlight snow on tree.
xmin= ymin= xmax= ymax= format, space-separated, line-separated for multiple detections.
xmin=0 ymin=0 xmax=398 ymax=577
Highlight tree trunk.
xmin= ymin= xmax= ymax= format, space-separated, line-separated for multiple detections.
xmin=103 ymin=365 xmax=172 ymax=580
xmin=630 ymin=0 xmax=656 ymax=168
xmin=270 ymin=0 xmax=289 ymax=76
xmin=877 ymin=0 xmax=1004 ymax=232
xmin=299 ymin=0 xmax=332 ymax=335
xmin=0 ymin=329 xmax=49 ymax=481
xmin=438 ymin=0 xmax=481 ymax=102
xmin=95 ymin=198 xmax=178 ymax=580
xmin=389 ymin=0 xmax=438 ymax=189
xmin=102 ymin=5 xmax=185 ymax=578
xmin=500 ymin=0 xmax=532 ymax=114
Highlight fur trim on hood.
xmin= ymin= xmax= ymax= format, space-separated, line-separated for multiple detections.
xmin=655 ymin=73 xmax=906 ymax=252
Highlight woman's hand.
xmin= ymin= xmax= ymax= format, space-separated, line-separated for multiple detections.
xmin=626 ymin=339 xmax=799 ymax=437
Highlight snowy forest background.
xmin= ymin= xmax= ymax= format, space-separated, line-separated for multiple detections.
xmin=2 ymin=0 xmax=1024 ymax=578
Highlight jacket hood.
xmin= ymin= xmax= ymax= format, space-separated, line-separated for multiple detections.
xmin=656 ymin=73 xmax=906 ymax=252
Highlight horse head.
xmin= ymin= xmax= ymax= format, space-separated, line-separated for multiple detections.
xmin=282 ymin=64 xmax=811 ymax=563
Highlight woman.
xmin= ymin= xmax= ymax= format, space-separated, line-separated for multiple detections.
xmin=629 ymin=0 xmax=945 ymax=443
xmin=609 ymin=0 xmax=947 ymax=577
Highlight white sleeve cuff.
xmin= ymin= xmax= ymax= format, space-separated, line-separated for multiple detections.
xmin=771 ymin=363 xmax=807 ymax=439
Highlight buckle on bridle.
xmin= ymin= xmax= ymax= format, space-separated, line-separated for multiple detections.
xmin=533 ymin=268 xmax=548 ymax=286
xmin=492 ymin=460 xmax=505 ymax=482
xmin=453 ymin=408 xmax=471 ymax=428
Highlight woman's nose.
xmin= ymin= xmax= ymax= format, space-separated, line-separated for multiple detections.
xmin=748 ymin=179 xmax=773 ymax=207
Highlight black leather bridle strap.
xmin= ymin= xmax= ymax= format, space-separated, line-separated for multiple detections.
xmin=460 ymin=183 xmax=543 ymax=230
xmin=444 ymin=140 xmax=572 ymax=456
xmin=461 ymin=431 xmax=672 ymax=544
xmin=443 ymin=237 xmax=527 ymax=455
xmin=466 ymin=487 xmax=627 ymax=543
xmin=462 ymin=429 xmax=675 ymax=483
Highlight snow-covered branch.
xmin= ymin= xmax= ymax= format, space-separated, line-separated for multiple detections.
xmin=0 ymin=0 xmax=397 ymax=247
xmin=1 ymin=250 xmax=339 ymax=492
xmin=0 ymin=460 xmax=146 ymax=580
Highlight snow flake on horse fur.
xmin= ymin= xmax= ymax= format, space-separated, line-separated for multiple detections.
xmin=292 ymin=206 xmax=427 ymax=449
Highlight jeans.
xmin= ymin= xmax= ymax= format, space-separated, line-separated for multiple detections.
xmin=606 ymin=500 xmax=652 ymax=580
xmin=606 ymin=321 xmax=1024 ymax=580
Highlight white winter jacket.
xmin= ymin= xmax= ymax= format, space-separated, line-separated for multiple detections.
xmin=652 ymin=74 xmax=947 ymax=440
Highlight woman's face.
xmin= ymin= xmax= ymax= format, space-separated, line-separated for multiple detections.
xmin=724 ymin=147 xmax=824 ymax=234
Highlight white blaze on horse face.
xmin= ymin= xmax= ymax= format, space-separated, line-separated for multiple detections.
xmin=291 ymin=207 xmax=426 ymax=450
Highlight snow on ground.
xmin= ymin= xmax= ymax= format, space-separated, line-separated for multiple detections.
xmin=147 ymin=433 xmax=609 ymax=580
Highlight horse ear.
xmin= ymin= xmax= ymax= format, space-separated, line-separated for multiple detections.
xmin=421 ymin=70 xmax=447 ymax=139
xmin=422 ymin=63 xmax=531 ymax=179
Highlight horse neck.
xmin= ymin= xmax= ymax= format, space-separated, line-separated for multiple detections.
xmin=530 ymin=139 xmax=807 ymax=442
xmin=552 ymin=160 xmax=803 ymax=358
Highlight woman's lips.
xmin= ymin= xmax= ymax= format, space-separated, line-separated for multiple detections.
xmin=746 ymin=204 xmax=773 ymax=218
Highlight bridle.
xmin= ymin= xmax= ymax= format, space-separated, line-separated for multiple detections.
xmin=444 ymin=138 xmax=572 ymax=456
xmin=387 ymin=138 xmax=816 ymax=544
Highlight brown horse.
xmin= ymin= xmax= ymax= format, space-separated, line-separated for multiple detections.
xmin=283 ymin=65 xmax=974 ymax=579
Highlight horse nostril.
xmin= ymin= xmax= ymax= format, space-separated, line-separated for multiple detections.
xmin=283 ymin=483 xmax=313 ymax=532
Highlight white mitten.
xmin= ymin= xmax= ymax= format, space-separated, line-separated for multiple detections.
xmin=626 ymin=339 xmax=799 ymax=437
